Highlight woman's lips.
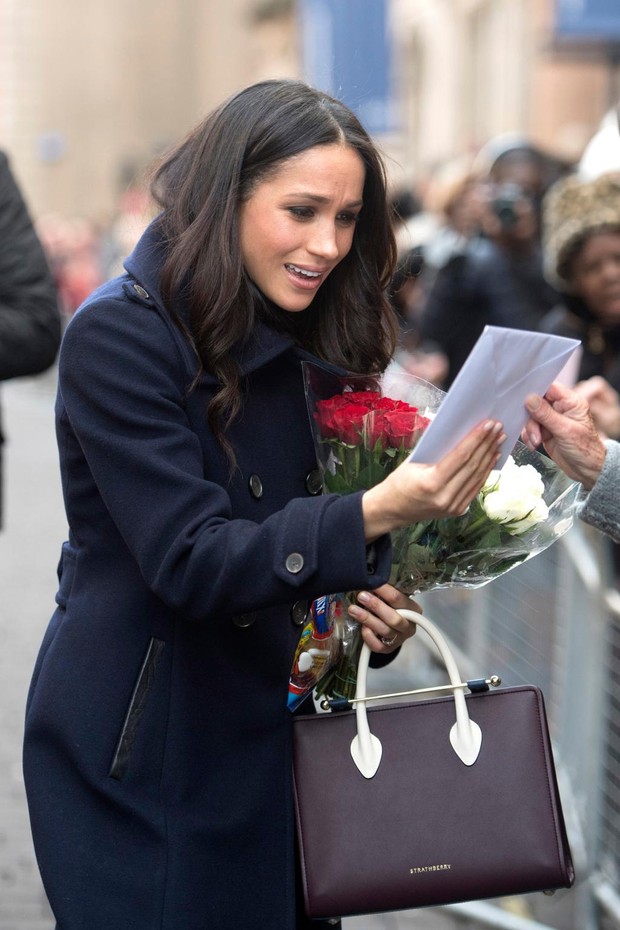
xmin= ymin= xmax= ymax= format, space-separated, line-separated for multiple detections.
xmin=285 ymin=263 xmax=325 ymax=289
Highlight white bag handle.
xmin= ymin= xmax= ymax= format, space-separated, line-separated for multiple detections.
xmin=350 ymin=610 xmax=483 ymax=778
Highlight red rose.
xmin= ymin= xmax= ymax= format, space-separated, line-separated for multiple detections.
xmin=364 ymin=411 xmax=390 ymax=450
xmin=372 ymin=397 xmax=399 ymax=412
xmin=344 ymin=391 xmax=381 ymax=407
xmin=330 ymin=403 xmax=370 ymax=445
xmin=314 ymin=397 xmax=344 ymax=438
xmin=385 ymin=409 xmax=430 ymax=449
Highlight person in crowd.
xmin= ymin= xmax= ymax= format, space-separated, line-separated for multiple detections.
xmin=22 ymin=79 xmax=505 ymax=930
xmin=540 ymin=171 xmax=620 ymax=440
xmin=419 ymin=160 xmax=484 ymax=288
xmin=0 ymin=151 xmax=61 ymax=527
xmin=420 ymin=138 xmax=565 ymax=387
xmin=387 ymin=245 xmax=448 ymax=385
xmin=389 ymin=186 xmax=423 ymax=254
xmin=523 ymin=382 xmax=620 ymax=542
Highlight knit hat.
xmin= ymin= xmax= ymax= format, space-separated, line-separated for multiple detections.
xmin=543 ymin=171 xmax=620 ymax=290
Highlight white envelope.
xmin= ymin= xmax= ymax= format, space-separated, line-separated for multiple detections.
xmin=409 ymin=325 xmax=581 ymax=468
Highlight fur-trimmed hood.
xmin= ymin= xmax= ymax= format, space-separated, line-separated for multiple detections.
xmin=543 ymin=171 xmax=620 ymax=290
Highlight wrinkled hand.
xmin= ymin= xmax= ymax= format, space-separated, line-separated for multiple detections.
xmin=347 ymin=584 xmax=419 ymax=654
xmin=522 ymin=382 xmax=606 ymax=490
xmin=362 ymin=420 xmax=505 ymax=541
xmin=574 ymin=376 xmax=620 ymax=440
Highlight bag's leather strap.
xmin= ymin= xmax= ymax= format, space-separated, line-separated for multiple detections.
xmin=350 ymin=611 xmax=483 ymax=778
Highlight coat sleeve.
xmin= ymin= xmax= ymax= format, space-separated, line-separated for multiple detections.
xmin=58 ymin=297 xmax=392 ymax=620
xmin=0 ymin=152 xmax=61 ymax=380
xmin=577 ymin=440 xmax=620 ymax=543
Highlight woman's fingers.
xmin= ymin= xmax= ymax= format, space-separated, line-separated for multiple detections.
xmin=348 ymin=584 xmax=418 ymax=653
xmin=430 ymin=421 xmax=505 ymax=512
xmin=362 ymin=420 xmax=505 ymax=540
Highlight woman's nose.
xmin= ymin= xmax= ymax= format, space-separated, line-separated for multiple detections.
xmin=307 ymin=223 xmax=339 ymax=260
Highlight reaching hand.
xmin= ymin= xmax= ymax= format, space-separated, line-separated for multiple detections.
xmin=522 ymin=382 xmax=606 ymax=490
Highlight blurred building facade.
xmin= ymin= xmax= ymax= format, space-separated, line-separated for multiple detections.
xmin=0 ymin=0 xmax=300 ymax=222
xmin=0 ymin=0 xmax=617 ymax=221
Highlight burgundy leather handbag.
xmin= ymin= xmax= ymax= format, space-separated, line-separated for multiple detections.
xmin=292 ymin=612 xmax=574 ymax=921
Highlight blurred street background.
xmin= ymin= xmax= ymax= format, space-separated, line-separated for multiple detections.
xmin=2 ymin=0 xmax=620 ymax=928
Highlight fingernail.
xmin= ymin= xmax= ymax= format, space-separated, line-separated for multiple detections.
xmin=483 ymin=420 xmax=495 ymax=431
xmin=357 ymin=591 xmax=370 ymax=604
xmin=347 ymin=604 xmax=363 ymax=619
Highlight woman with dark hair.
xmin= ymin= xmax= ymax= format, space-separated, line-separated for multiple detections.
xmin=23 ymin=80 xmax=504 ymax=930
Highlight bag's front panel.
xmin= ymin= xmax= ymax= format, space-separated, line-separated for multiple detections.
xmin=292 ymin=686 xmax=573 ymax=920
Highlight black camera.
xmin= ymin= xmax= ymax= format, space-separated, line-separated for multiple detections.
xmin=490 ymin=182 xmax=525 ymax=229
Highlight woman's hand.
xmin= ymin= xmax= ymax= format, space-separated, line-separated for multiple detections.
xmin=362 ymin=419 xmax=505 ymax=542
xmin=347 ymin=583 xmax=420 ymax=654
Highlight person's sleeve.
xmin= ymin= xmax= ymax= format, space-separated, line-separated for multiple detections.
xmin=58 ymin=299 xmax=392 ymax=621
xmin=577 ymin=440 xmax=620 ymax=543
xmin=0 ymin=152 xmax=61 ymax=380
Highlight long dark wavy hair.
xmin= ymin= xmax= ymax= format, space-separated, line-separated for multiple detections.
xmin=150 ymin=79 xmax=398 ymax=458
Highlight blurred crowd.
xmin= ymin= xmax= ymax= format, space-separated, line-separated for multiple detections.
xmin=34 ymin=185 xmax=154 ymax=320
xmin=389 ymin=112 xmax=620 ymax=448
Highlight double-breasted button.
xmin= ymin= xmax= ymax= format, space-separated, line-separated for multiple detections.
xmin=285 ymin=552 xmax=304 ymax=574
xmin=305 ymin=468 xmax=323 ymax=496
xmin=248 ymin=474 xmax=263 ymax=499
xmin=290 ymin=600 xmax=310 ymax=626
xmin=233 ymin=612 xmax=256 ymax=628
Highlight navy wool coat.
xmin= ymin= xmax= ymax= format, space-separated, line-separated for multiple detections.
xmin=23 ymin=223 xmax=393 ymax=930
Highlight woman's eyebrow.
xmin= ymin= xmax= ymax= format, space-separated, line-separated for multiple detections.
xmin=286 ymin=191 xmax=363 ymax=208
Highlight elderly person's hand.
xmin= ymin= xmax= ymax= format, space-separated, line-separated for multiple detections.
xmin=347 ymin=583 xmax=419 ymax=654
xmin=522 ymin=382 xmax=606 ymax=490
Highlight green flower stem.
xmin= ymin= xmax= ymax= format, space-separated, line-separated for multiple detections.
xmin=456 ymin=513 xmax=490 ymax=545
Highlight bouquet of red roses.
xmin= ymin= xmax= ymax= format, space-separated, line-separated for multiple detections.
xmin=287 ymin=362 xmax=579 ymax=704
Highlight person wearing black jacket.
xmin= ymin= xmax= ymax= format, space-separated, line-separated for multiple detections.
xmin=0 ymin=151 xmax=61 ymax=526
xmin=419 ymin=140 xmax=563 ymax=387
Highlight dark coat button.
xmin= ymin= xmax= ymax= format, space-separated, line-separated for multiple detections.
xmin=305 ymin=468 xmax=323 ymax=496
xmin=285 ymin=552 xmax=304 ymax=574
xmin=290 ymin=600 xmax=310 ymax=626
xmin=233 ymin=612 xmax=256 ymax=628
xmin=248 ymin=474 xmax=263 ymax=499
xmin=133 ymin=284 xmax=150 ymax=299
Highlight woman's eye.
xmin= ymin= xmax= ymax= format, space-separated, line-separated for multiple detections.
xmin=288 ymin=206 xmax=314 ymax=220
xmin=337 ymin=212 xmax=360 ymax=227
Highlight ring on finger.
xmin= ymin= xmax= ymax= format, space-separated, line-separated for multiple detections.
xmin=380 ymin=633 xmax=398 ymax=647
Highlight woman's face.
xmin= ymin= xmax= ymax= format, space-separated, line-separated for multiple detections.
xmin=570 ymin=231 xmax=620 ymax=324
xmin=239 ymin=143 xmax=365 ymax=312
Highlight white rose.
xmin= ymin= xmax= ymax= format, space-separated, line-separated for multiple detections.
xmin=480 ymin=455 xmax=548 ymax=534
